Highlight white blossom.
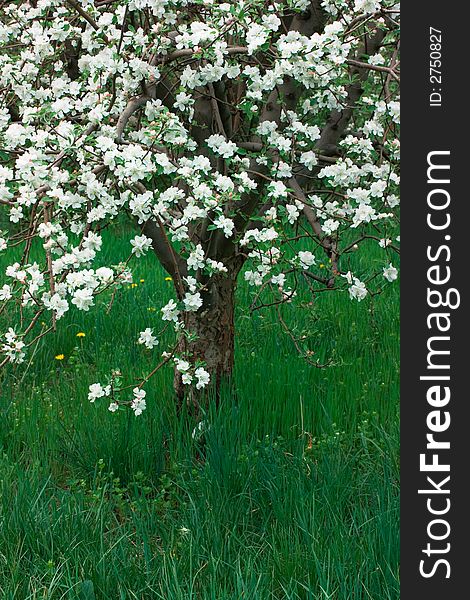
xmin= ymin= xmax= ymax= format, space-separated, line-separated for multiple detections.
xmin=44 ymin=293 xmax=69 ymax=319
xmin=213 ymin=215 xmax=235 ymax=237
xmin=71 ymin=288 xmax=94 ymax=311
xmin=183 ymin=292 xmax=203 ymax=312
xmin=195 ymin=367 xmax=210 ymax=389
xmin=349 ymin=278 xmax=368 ymax=301
xmin=88 ymin=383 xmax=111 ymax=402
xmin=131 ymin=387 xmax=147 ymax=416
xmin=161 ymin=299 xmax=179 ymax=322
xmin=130 ymin=234 xmax=153 ymax=257
xmin=383 ymin=263 xmax=398 ymax=282
xmin=0 ymin=284 xmax=12 ymax=301
xmin=298 ymin=251 xmax=316 ymax=269
xmin=138 ymin=327 xmax=159 ymax=349
xmin=207 ymin=134 xmax=237 ymax=159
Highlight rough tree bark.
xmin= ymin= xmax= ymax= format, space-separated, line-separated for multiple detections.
xmin=174 ymin=257 xmax=244 ymax=409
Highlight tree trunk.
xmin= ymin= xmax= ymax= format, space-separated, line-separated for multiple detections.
xmin=174 ymin=259 xmax=242 ymax=411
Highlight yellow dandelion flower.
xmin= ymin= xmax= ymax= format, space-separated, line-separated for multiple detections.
xmin=76 ymin=332 xmax=86 ymax=338
xmin=140 ymin=278 xmax=145 ymax=283
xmin=55 ymin=354 xmax=65 ymax=361
xmin=319 ymin=264 xmax=325 ymax=269
xmin=165 ymin=276 xmax=172 ymax=281
xmin=131 ymin=283 xmax=138 ymax=288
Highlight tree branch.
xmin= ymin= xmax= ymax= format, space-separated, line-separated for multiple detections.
xmin=134 ymin=182 xmax=187 ymax=296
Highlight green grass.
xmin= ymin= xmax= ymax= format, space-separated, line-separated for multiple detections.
xmin=0 ymin=226 xmax=399 ymax=599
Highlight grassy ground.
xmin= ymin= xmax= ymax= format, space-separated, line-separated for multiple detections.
xmin=0 ymin=226 xmax=399 ymax=599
